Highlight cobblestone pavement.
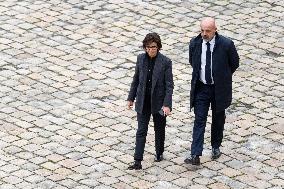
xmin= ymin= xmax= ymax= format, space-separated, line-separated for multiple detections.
xmin=0 ymin=0 xmax=283 ymax=188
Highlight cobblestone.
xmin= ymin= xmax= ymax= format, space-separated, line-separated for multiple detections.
xmin=0 ymin=0 xmax=283 ymax=188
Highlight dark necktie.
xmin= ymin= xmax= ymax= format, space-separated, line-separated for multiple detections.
xmin=205 ymin=42 xmax=212 ymax=84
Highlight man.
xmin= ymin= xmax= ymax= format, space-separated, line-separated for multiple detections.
xmin=127 ymin=33 xmax=174 ymax=170
xmin=185 ymin=17 xmax=239 ymax=165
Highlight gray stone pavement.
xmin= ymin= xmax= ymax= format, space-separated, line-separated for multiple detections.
xmin=0 ymin=0 xmax=283 ymax=188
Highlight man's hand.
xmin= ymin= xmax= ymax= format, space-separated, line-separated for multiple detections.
xmin=127 ymin=101 xmax=134 ymax=110
xmin=162 ymin=106 xmax=171 ymax=116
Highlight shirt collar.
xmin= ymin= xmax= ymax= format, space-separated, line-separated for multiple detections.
xmin=146 ymin=52 xmax=157 ymax=61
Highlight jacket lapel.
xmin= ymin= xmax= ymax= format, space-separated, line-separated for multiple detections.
xmin=196 ymin=40 xmax=202 ymax=71
xmin=212 ymin=33 xmax=219 ymax=71
xmin=141 ymin=53 xmax=148 ymax=85
xmin=151 ymin=52 xmax=162 ymax=94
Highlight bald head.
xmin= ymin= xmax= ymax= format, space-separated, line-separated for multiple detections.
xmin=200 ymin=17 xmax=217 ymax=42
xmin=201 ymin=17 xmax=216 ymax=28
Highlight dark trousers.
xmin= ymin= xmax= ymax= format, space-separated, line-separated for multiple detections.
xmin=134 ymin=112 xmax=166 ymax=161
xmin=191 ymin=81 xmax=225 ymax=156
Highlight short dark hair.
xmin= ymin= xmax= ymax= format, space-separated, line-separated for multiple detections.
xmin=142 ymin=32 xmax=162 ymax=50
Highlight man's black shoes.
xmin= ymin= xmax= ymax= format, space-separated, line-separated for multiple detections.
xmin=184 ymin=155 xmax=200 ymax=165
xmin=128 ymin=160 xmax=142 ymax=170
xmin=212 ymin=148 xmax=221 ymax=160
xmin=154 ymin=154 xmax=163 ymax=162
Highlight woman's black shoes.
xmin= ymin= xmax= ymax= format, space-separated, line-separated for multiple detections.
xmin=154 ymin=154 xmax=164 ymax=162
xmin=128 ymin=154 xmax=164 ymax=170
xmin=212 ymin=148 xmax=221 ymax=159
xmin=128 ymin=160 xmax=142 ymax=170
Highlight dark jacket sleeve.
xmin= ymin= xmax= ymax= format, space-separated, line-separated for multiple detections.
xmin=189 ymin=38 xmax=194 ymax=67
xmin=228 ymin=41 xmax=239 ymax=74
xmin=163 ymin=59 xmax=174 ymax=110
xmin=127 ymin=56 xmax=139 ymax=101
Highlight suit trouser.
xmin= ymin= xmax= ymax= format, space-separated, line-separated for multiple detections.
xmin=134 ymin=112 xmax=166 ymax=161
xmin=191 ymin=81 xmax=225 ymax=156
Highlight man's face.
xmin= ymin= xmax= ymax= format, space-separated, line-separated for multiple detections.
xmin=145 ymin=42 xmax=158 ymax=58
xmin=200 ymin=23 xmax=216 ymax=42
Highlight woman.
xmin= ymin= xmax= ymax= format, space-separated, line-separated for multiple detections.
xmin=127 ymin=33 xmax=174 ymax=170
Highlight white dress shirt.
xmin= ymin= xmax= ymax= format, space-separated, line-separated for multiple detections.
xmin=200 ymin=36 xmax=215 ymax=84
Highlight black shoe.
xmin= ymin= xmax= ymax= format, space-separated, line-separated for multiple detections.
xmin=128 ymin=161 xmax=142 ymax=170
xmin=154 ymin=154 xmax=163 ymax=162
xmin=184 ymin=155 xmax=200 ymax=165
xmin=212 ymin=148 xmax=221 ymax=160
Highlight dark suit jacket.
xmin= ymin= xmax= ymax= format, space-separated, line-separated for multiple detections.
xmin=127 ymin=52 xmax=174 ymax=114
xmin=189 ymin=32 xmax=239 ymax=112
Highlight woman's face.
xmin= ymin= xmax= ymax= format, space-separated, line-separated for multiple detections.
xmin=145 ymin=42 xmax=158 ymax=58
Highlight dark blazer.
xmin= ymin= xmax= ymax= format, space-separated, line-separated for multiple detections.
xmin=127 ymin=52 xmax=174 ymax=114
xmin=189 ymin=32 xmax=239 ymax=112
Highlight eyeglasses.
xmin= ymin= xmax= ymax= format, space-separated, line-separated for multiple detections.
xmin=146 ymin=46 xmax=158 ymax=49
